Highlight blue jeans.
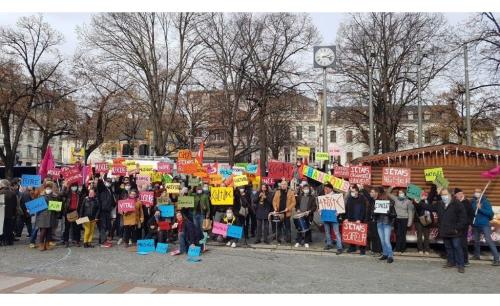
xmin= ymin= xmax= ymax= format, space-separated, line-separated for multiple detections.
xmin=324 ymin=222 xmax=342 ymax=250
xmin=193 ymin=213 xmax=204 ymax=231
xmin=473 ymin=226 xmax=499 ymax=261
xmin=30 ymin=226 xmax=38 ymax=244
xmin=178 ymin=231 xmax=187 ymax=254
xmin=443 ymin=237 xmax=464 ymax=268
xmin=377 ymin=222 xmax=393 ymax=258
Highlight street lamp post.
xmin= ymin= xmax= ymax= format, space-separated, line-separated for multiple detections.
xmin=417 ymin=44 xmax=423 ymax=148
xmin=368 ymin=47 xmax=375 ymax=155
xmin=322 ymin=67 xmax=328 ymax=170
xmin=464 ymin=43 xmax=472 ymax=146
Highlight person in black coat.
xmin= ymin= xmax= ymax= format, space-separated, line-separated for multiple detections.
xmin=360 ymin=186 xmax=382 ymax=255
xmin=345 ymin=184 xmax=369 ymax=255
xmin=430 ymin=188 xmax=467 ymax=273
xmin=0 ymin=179 xmax=18 ymax=246
xmin=61 ymin=183 xmax=83 ymax=247
xmin=172 ymin=211 xmax=203 ymax=254
xmin=253 ymin=184 xmax=273 ymax=244
xmin=16 ymin=187 xmax=33 ymax=238
xmin=97 ymin=178 xmax=116 ymax=246
xmin=294 ymin=184 xmax=317 ymax=248
xmin=453 ymin=188 xmax=474 ymax=266
xmin=79 ymin=187 xmax=101 ymax=248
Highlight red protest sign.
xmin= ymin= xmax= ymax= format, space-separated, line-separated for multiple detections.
xmin=261 ymin=177 xmax=276 ymax=186
xmin=95 ymin=162 xmax=109 ymax=174
xmin=333 ymin=166 xmax=350 ymax=179
xmin=47 ymin=168 xmax=61 ymax=179
xmin=177 ymin=159 xmax=196 ymax=174
xmin=158 ymin=221 xmax=171 ymax=231
xmin=342 ymin=221 xmax=368 ymax=246
xmin=267 ymin=160 xmax=294 ymax=180
xmin=139 ymin=191 xmax=155 ymax=207
xmin=118 ymin=199 xmax=136 ymax=213
xmin=157 ymin=162 xmax=173 ymax=174
xmin=62 ymin=167 xmax=83 ymax=185
xmin=112 ymin=165 xmax=127 ymax=176
xmin=382 ymin=167 xmax=411 ymax=187
xmin=348 ymin=166 xmax=371 ymax=185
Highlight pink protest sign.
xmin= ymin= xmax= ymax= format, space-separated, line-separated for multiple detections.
xmin=139 ymin=191 xmax=155 ymax=207
xmin=118 ymin=199 xmax=136 ymax=213
xmin=212 ymin=221 xmax=228 ymax=236
xmin=382 ymin=167 xmax=411 ymax=187
xmin=261 ymin=177 xmax=275 ymax=186
xmin=333 ymin=166 xmax=350 ymax=179
xmin=95 ymin=162 xmax=109 ymax=173
xmin=112 ymin=165 xmax=127 ymax=176
xmin=62 ymin=167 xmax=83 ymax=185
xmin=348 ymin=166 xmax=371 ymax=185
xmin=157 ymin=162 xmax=173 ymax=174
xmin=47 ymin=168 xmax=61 ymax=179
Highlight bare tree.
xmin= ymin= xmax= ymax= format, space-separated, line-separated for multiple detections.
xmin=0 ymin=14 xmax=64 ymax=178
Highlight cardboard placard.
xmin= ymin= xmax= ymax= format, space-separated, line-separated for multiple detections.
xmin=177 ymin=196 xmax=195 ymax=208
xmin=212 ymin=222 xmax=228 ymax=236
xmin=328 ymin=144 xmax=342 ymax=157
xmin=48 ymin=201 xmax=62 ymax=212
xmin=424 ymin=167 xmax=444 ymax=182
xmin=178 ymin=149 xmax=192 ymax=160
xmin=112 ymin=165 xmax=127 ymax=176
xmin=117 ymin=199 xmax=136 ymax=213
xmin=219 ymin=168 xmax=233 ymax=179
xmin=139 ymin=191 xmax=154 ymax=207
xmin=342 ymin=221 xmax=368 ymax=246
xmin=177 ymin=159 xmax=196 ymax=174
xmin=261 ymin=177 xmax=275 ymax=186
xmin=159 ymin=205 xmax=175 ymax=218
xmin=382 ymin=167 xmax=411 ymax=187
xmin=76 ymin=216 xmax=90 ymax=225
xmin=188 ymin=177 xmax=201 ymax=187
xmin=407 ymin=184 xmax=423 ymax=201
xmin=297 ymin=146 xmax=310 ymax=157
xmin=333 ymin=166 xmax=350 ymax=179
xmin=210 ymin=187 xmax=234 ymax=205
xmin=165 ymin=183 xmax=180 ymax=194
xmin=156 ymin=196 xmax=170 ymax=205
xmin=25 ymin=197 xmax=48 ymax=215
xmin=136 ymin=175 xmax=151 ymax=186
xmin=374 ymin=200 xmax=390 ymax=214
xmin=156 ymin=243 xmax=169 ymax=254
xmin=315 ymin=152 xmax=329 ymax=161
xmin=21 ymin=175 xmax=42 ymax=188
xmin=137 ymin=239 xmax=155 ymax=253
xmin=268 ymin=160 xmax=294 ymax=180
xmin=233 ymin=175 xmax=249 ymax=187
xmin=320 ymin=209 xmax=337 ymax=223
xmin=348 ymin=166 xmax=372 ymax=185
xmin=187 ymin=245 xmax=201 ymax=257
xmin=318 ymin=194 xmax=345 ymax=214
xmin=95 ymin=162 xmax=109 ymax=173
xmin=227 ymin=225 xmax=243 ymax=239
xmin=209 ymin=174 xmax=223 ymax=185
xmin=157 ymin=162 xmax=173 ymax=174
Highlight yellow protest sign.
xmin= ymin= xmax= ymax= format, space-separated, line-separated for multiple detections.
xmin=424 ymin=167 xmax=444 ymax=182
xmin=70 ymin=147 xmax=85 ymax=164
xmin=233 ymin=175 xmax=249 ymax=187
xmin=166 ymin=183 xmax=180 ymax=194
xmin=210 ymin=187 xmax=234 ymax=205
xmin=48 ymin=201 xmax=62 ymax=212
xmin=209 ymin=174 xmax=223 ymax=186
xmin=151 ymin=172 xmax=162 ymax=182
xmin=139 ymin=164 xmax=153 ymax=172
xmin=316 ymin=152 xmax=329 ymax=161
xmin=297 ymin=146 xmax=310 ymax=157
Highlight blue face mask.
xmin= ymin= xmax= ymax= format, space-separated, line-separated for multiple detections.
xmin=441 ymin=195 xmax=450 ymax=204
xmin=398 ymin=194 xmax=406 ymax=200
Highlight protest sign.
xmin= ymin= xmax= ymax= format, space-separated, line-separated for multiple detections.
xmin=112 ymin=165 xmax=127 ymax=176
xmin=162 ymin=174 xmax=173 ymax=184
xmin=212 ymin=222 xmax=228 ymax=236
xmin=233 ymin=175 xmax=249 ymax=187
xmin=25 ymin=197 xmax=47 ymax=215
xmin=234 ymin=162 xmax=249 ymax=169
xmin=318 ymin=194 xmax=345 ymax=214
xmin=95 ymin=162 xmax=109 ymax=173
xmin=209 ymin=174 xmax=223 ymax=185
xmin=433 ymin=175 xmax=449 ymax=189
xmin=156 ymin=196 xmax=170 ymax=205
xmin=210 ymin=187 xmax=234 ymax=205
xmin=21 ymin=175 xmax=41 ymax=188
xmin=157 ymin=162 xmax=173 ymax=174
xmin=348 ymin=166 xmax=372 ymax=185
xmin=47 ymin=168 xmax=61 ymax=179
xmin=124 ymin=160 xmax=138 ymax=173
xmin=62 ymin=167 xmax=83 ymax=185
xmin=188 ymin=245 xmax=201 ymax=257
xmin=177 ymin=196 xmax=195 ymax=208
xmin=333 ymin=166 xmax=350 ymax=179
xmin=219 ymin=168 xmax=233 ymax=179
xmin=158 ymin=221 xmax=171 ymax=231
xmin=178 ymin=149 xmax=192 ymax=160
xmin=48 ymin=201 xmax=62 ymax=212
xmin=246 ymin=164 xmax=258 ymax=174
xmin=151 ymin=172 xmax=162 ymax=183
xmin=139 ymin=164 xmax=153 ymax=172
xmin=342 ymin=221 xmax=368 ymax=246
xmin=320 ymin=209 xmax=337 ymax=223
xmin=137 ymin=239 xmax=155 ymax=253
xmin=136 ymin=175 xmax=151 ymax=187
xmin=75 ymin=216 xmax=90 ymax=225
xmin=328 ymin=144 xmax=342 ymax=157
xmin=139 ymin=191 xmax=154 ymax=207
xmin=166 ymin=183 xmax=180 ymax=194
xmin=261 ymin=177 xmax=275 ymax=186
xmin=227 ymin=225 xmax=243 ymax=239
xmin=330 ymin=176 xmax=350 ymax=193
xmin=268 ymin=160 xmax=294 ymax=180
xmin=156 ymin=243 xmax=169 ymax=254
xmin=315 ymin=152 xmax=329 ymax=161
xmin=188 ymin=176 xmax=201 ymax=187
xmin=177 ymin=159 xmax=196 ymax=174
xmin=118 ymin=199 xmax=136 ymax=213
xmin=374 ymin=200 xmax=390 ymax=214
xmin=297 ymin=146 xmax=310 ymax=157
xmin=382 ymin=167 xmax=411 ymax=187
xmin=407 ymin=184 xmax=423 ymax=201
xmin=424 ymin=167 xmax=444 ymax=182
xmin=159 ymin=205 xmax=175 ymax=218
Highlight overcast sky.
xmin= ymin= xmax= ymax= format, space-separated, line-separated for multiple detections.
xmin=0 ymin=12 xmax=474 ymax=58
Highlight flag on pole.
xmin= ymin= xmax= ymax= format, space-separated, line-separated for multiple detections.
xmin=195 ymin=141 xmax=204 ymax=165
xmin=38 ymin=146 xmax=55 ymax=180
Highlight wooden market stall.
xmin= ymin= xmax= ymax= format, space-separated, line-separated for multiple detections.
xmin=352 ymin=144 xmax=500 ymax=206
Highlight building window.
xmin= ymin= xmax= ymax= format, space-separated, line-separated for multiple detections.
xmin=330 ymin=130 xmax=336 ymax=143
xmin=424 ymin=111 xmax=431 ymax=121
xmin=408 ymin=130 xmax=415 ymax=144
xmin=362 ymin=151 xmax=369 ymax=157
xmin=308 ymin=126 xmax=315 ymax=137
xmin=408 ymin=111 xmax=414 ymax=120
xmin=424 ymin=130 xmax=431 ymax=144
xmin=296 ymin=126 xmax=302 ymax=140
xmin=284 ymin=147 xmax=290 ymax=163
xmin=111 ymin=147 xmax=117 ymax=156
xmin=309 ymin=147 xmax=316 ymax=162
xmin=346 ymin=130 xmax=353 ymax=143
xmin=346 ymin=152 xmax=353 ymax=163
xmin=27 ymin=145 xmax=33 ymax=158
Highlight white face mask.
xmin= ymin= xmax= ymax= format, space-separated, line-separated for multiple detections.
xmin=239 ymin=189 xmax=244 ymax=194
xmin=71 ymin=186 xmax=78 ymax=192
xmin=197 ymin=190 xmax=202 ymax=194
xmin=398 ymin=193 xmax=405 ymax=199
xmin=474 ymin=192 xmax=481 ymax=199
xmin=441 ymin=195 xmax=450 ymax=204
xmin=105 ymin=182 xmax=111 ymax=187
xmin=125 ymin=186 xmax=131 ymax=191
xmin=78 ymin=187 xmax=82 ymax=192
xmin=303 ymin=189 xmax=310 ymax=194
xmin=350 ymin=192 xmax=358 ymax=198
xmin=45 ymin=189 xmax=53 ymax=195
xmin=227 ymin=213 xmax=233 ymax=219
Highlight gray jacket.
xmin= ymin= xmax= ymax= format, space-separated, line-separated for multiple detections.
xmin=388 ymin=191 xmax=414 ymax=227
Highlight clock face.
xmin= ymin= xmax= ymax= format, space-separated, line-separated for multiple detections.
xmin=314 ymin=47 xmax=335 ymax=67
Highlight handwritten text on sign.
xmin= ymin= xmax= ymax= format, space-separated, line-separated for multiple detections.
xmin=166 ymin=183 xmax=180 ymax=194
xmin=112 ymin=165 xmax=127 ymax=176
xmin=261 ymin=177 xmax=275 ymax=186
xmin=268 ymin=160 xmax=294 ymax=180
xmin=137 ymin=239 xmax=155 ymax=253
xmin=139 ymin=191 xmax=154 ymax=207
xmin=177 ymin=196 xmax=194 ymax=208
xmin=233 ymin=175 xmax=249 ymax=187
xmin=297 ymin=146 xmax=310 ymax=157
xmin=334 ymin=166 xmax=350 ymax=179
xmin=21 ymin=175 xmax=41 ymax=188
xmin=95 ymin=162 xmax=109 ymax=173
xmin=374 ymin=200 xmax=390 ymax=214
xmin=47 ymin=168 xmax=61 ymax=179
xmin=407 ymin=184 xmax=423 ymax=200
xmin=212 ymin=221 xmax=228 ymax=236
xmin=177 ymin=149 xmax=192 ymax=160
xmin=424 ymin=167 xmax=444 ymax=182
xmin=177 ymin=159 xmax=196 ymax=174
xmin=48 ymin=201 xmax=62 ymax=212
xmin=25 ymin=197 xmax=48 ymax=215
xmin=315 ymin=152 xmax=329 ymax=161
xmin=348 ymin=166 xmax=372 ymax=185
xmin=342 ymin=221 xmax=368 ymax=246
xmin=63 ymin=167 xmax=83 ymax=185
xmin=318 ymin=194 xmax=345 ymax=214
xmin=210 ymin=187 xmax=234 ymax=205
xmin=382 ymin=167 xmax=411 ymax=187
xmin=157 ymin=162 xmax=173 ymax=174
xmin=118 ymin=199 xmax=136 ymax=213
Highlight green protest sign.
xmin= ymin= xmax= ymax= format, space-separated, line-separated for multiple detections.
xmin=315 ymin=152 xmax=329 ymax=161
xmin=433 ymin=175 xmax=449 ymax=189
xmin=407 ymin=184 xmax=422 ymax=201
xmin=48 ymin=201 xmax=62 ymax=212
xmin=177 ymin=196 xmax=194 ymax=208
xmin=162 ymin=174 xmax=173 ymax=184
xmin=424 ymin=167 xmax=444 ymax=182
xmin=188 ymin=177 xmax=201 ymax=187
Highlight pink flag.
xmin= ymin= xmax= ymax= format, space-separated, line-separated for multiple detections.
xmin=38 ymin=146 xmax=55 ymax=180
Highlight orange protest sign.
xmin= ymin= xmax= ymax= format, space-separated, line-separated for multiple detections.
xmin=178 ymin=149 xmax=192 ymax=160
xmin=177 ymin=159 xmax=197 ymax=174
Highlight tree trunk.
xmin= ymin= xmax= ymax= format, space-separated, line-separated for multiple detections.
xmin=258 ymin=99 xmax=267 ymax=176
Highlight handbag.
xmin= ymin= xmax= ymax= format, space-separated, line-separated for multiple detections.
xmin=66 ymin=211 xmax=79 ymax=222
xmin=202 ymin=218 xmax=212 ymax=231
xmin=419 ymin=213 xmax=432 ymax=226
xmin=239 ymin=206 xmax=249 ymax=217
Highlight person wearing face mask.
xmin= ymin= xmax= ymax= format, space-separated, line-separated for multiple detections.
xmin=171 ymin=211 xmax=203 ymax=255
xmin=34 ymin=182 xmax=60 ymax=251
xmin=471 ymin=188 xmax=499 ymax=266
xmin=192 ymin=185 xmax=211 ymax=230
xmin=114 ymin=182 xmax=129 ymax=246
xmin=79 ymin=187 xmax=101 ymax=248
xmin=253 ymin=184 xmax=272 ymax=244
xmin=373 ymin=187 xmax=397 ymax=263
xmin=17 ymin=186 xmax=34 ymax=242
xmin=97 ymin=178 xmax=116 ymax=248
xmin=293 ymin=183 xmax=317 ymax=248
xmin=121 ymin=190 xmax=144 ymax=248
xmin=430 ymin=188 xmax=467 ymax=273
xmin=221 ymin=208 xmax=240 ymax=248
xmin=453 ymin=188 xmax=474 ymax=266
xmin=345 ymin=185 xmax=369 ymax=255
xmin=321 ymin=183 xmax=343 ymax=254
xmin=62 ymin=182 xmax=83 ymax=247
xmin=358 ymin=186 xmax=382 ymax=256
xmin=234 ymin=187 xmax=251 ymax=242
xmin=414 ymin=192 xmax=434 ymax=255
xmin=0 ymin=179 xmax=18 ymax=246
xmin=387 ymin=187 xmax=414 ymax=255
xmin=272 ymin=180 xmax=296 ymax=245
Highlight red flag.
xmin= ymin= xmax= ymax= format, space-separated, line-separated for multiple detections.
xmin=38 ymin=146 xmax=55 ymax=180
xmin=196 ymin=141 xmax=204 ymax=165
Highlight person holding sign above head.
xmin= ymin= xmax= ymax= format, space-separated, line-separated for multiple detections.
xmin=387 ymin=187 xmax=414 ymax=255
xmin=345 ymin=185 xmax=369 ymax=255
xmin=79 ymin=187 xmax=100 ymax=248
xmin=252 ymin=184 xmax=273 ymax=244
xmin=321 ymin=183 xmax=343 ymax=255
xmin=272 ymin=179 xmax=296 ymax=245
xmin=293 ymin=183 xmax=317 ymax=248
xmin=372 ymin=187 xmax=397 ymax=263
xmin=122 ymin=189 xmax=144 ymax=248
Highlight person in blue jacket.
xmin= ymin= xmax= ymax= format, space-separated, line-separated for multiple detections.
xmin=471 ymin=188 xmax=499 ymax=266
